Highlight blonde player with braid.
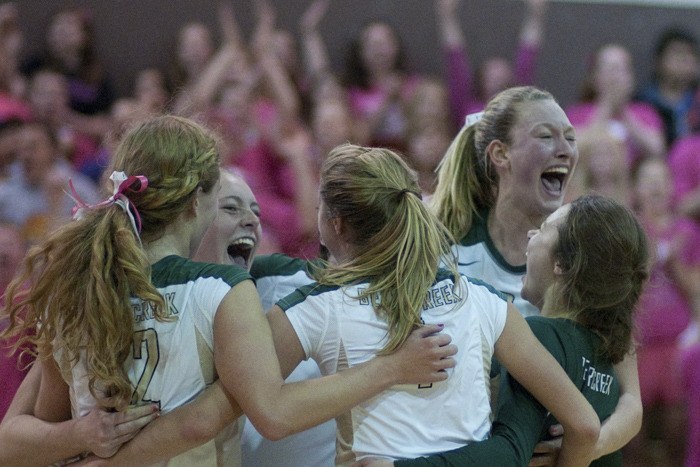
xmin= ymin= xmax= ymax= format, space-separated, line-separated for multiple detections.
xmin=0 ymin=116 xmax=458 ymax=465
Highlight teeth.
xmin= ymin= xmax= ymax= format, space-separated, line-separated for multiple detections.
xmin=230 ymin=237 xmax=256 ymax=247
xmin=543 ymin=167 xmax=569 ymax=175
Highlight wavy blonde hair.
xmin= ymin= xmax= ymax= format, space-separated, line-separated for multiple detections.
xmin=431 ymin=86 xmax=555 ymax=240
xmin=314 ymin=144 xmax=459 ymax=354
xmin=1 ymin=115 xmax=220 ymax=409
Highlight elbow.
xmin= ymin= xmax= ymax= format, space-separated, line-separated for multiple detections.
xmin=249 ymin=410 xmax=295 ymax=441
xmin=176 ymin=409 xmax=220 ymax=445
xmin=568 ymin=415 xmax=601 ymax=449
xmin=628 ymin=399 xmax=643 ymax=437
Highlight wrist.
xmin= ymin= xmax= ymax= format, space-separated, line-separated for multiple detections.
xmin=66 ymin=417 xmax=92 ymax=454
xmin=371 ymin=354 xmax=402 ymax=387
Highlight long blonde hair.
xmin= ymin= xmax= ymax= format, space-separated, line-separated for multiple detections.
xmin=1 ymin=115 xmax=220 ymax=409
xmin=315 ymin=144 xmax=459 ymax=354
xmin=431 ymin=86 xmax=555 ymax=240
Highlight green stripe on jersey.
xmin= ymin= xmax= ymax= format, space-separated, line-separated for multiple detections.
xmin=250 ymin=254 xmax=312 ymax=279
xmin=276 ymin=281 xmax=341 ymax=311
xmin=458 ymin=210 xmax=525 ymax=275
xmin=151 ymin=255 xmax=252 ymax=289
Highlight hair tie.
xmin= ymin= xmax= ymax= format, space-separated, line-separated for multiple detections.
xmin=68 ymin=171 xmax=149 ymax=242
xmin=398 ymin=188 xmax=423 ymax=200
xmin=465 ymin=111 xmax=484 ymax=127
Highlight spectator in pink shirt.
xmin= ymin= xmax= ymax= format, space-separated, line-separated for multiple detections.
xmin=627 ymin=158 xmax=700 ymax=466
xmin=669 ymin=133 xmax=700 ymax=224
xmin=566 ymin=43 xmax=665 ymax=164
xmin=435 ymin=0 xmax=547 ymax=126
xmin=344 ymin=20 xmax=421 ymax=151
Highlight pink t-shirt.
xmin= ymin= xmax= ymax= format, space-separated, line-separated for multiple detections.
xmin=0 ymin=92 xmax=32 ymax=123
xmin=565 ymin=102 xmax=663 ymax=165
xmin=634 ymin=219 xmax=700 ymax=345
xmin=668 ymin=134 xmax=700 ymax=209
xmin=348 ymin=75 xmax=421 ymax=150
xmin=446 ymin=42 xmax=539 ymax=127
xmin=681 ymin=343 xmax=700 ymax=467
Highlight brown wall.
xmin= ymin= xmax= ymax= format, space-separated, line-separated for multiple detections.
xmin=16 ymin=0 xmax=700 ymax=107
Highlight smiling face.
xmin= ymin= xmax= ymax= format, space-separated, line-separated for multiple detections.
xmin=197 ymin=171 xmax=261 ymax=270
xmin=496 ymin=99 xmax=578 ymax=217
xmin=522 ymin=204 xmax=570 ymax=311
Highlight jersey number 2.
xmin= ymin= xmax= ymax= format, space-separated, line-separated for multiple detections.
xmin=131 ymin=328 xmax=161 ymax=407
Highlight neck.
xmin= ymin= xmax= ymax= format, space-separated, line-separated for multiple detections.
xmin=488 ymin=198 xmax=544 ymax=266
xmin=539 ymin=288 xmax=569 ymax=318
xmin=144 ymin=224 xmax=193 ymax=265
xmin=417 ymin=170 xmax=437 ymax=195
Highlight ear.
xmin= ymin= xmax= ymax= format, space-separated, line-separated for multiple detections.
xmin=486 ymin=139 xmax=509 ymax=169
xmin=331 ymin=216 xmax=344 ymax=238
xmin=553 ymin=260 xmax=564 ymax=276
xmin=189 ymin=186 xmax=204 ymax=217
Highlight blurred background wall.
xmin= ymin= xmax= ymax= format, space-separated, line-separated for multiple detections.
xmin=14 ymin=0 xmax=700 ymax=107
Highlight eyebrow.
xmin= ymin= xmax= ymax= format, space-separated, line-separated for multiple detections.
xmin=220 ymin=195 xmax=260 ymax=211
xmin=220 ymin=195 xmax=243 ymax=204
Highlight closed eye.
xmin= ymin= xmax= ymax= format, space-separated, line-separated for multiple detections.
xmin=221 ymin=204 xmax=240 ymax=214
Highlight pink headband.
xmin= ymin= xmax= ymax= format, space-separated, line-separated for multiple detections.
xmin=70 ymin=171 xmax=148 ymax=240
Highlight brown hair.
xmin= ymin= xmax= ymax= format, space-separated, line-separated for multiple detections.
xmin=553 ymin=195 xmax=648 ymax=363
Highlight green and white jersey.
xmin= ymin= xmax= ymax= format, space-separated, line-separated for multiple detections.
xmin=244 ymin=253 xmax=336 ymax=467
xmin=394 ymin=317 xmax=621 ymax=467
xmin=278 ymin=271 xmax=508 ymax=463
xmin=453 ymin=212 xmax=539 ymax=317
xmin=488 ymin=317 xmax=621 ymax=467
xmin=250 ymin=254 xmax=317 ymax=311
xmin=56 ymin=255 xmax=251 ymax=466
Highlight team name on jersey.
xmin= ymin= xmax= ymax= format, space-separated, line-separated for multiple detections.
xmin=354 ymin=283 xmax=461 ymax=311
xmin=422 ymin=282 xmax=461 ymax=311
xmin=581 ymin=357 xmax=614 ymax=395
xmin=132 ymin=292 xmax=180 ymax=323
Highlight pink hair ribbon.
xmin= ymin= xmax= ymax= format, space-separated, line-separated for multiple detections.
xmin=69 ymin=171 xmax=148 ymax=240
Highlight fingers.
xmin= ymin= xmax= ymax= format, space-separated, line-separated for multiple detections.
xmin=548 ymin=423 xmax=564 ymax=437
xmin=114 ymin=404 xmax=159 ymax=424
xmin=114 ymin=410 xmax=159 ymax=437
xmin=528 ymin=455 xmax=555 ymax=467
xmin=435 ymin=342 xmax=457 ymax=359
xmin=532 ymin=442 xmax=556 ymax=454
xmin=414 ymin=323 xmax=446 ymax=338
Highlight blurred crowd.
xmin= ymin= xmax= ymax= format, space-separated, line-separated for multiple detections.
xmin=0 ymin=0 xmax=699 ymax=465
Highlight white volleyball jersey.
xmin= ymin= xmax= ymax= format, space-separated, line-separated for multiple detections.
xmin=55 ymin=255 xmax=252 ymax=466
xmin=243 ymin=254 xmax=336 ymax=467
xmin=453 ymin=213 xmax=539 ymax=317
xmin=277 ymin=271 xmax=508 ymax=462
xmin=251 ymin=254 xmax=317 ymax=311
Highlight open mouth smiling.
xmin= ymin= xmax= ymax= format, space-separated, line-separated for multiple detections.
xmin=227 ymin=237 xmax=256 ymax=269
xmin=540 ymin=167 xmax=569 ymax=196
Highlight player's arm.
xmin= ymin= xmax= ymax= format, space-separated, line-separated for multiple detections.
xmin=0 ymin=360 xmax=158 ymax=466
xmin=495 ymin=305 xmax=599 ymax=467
